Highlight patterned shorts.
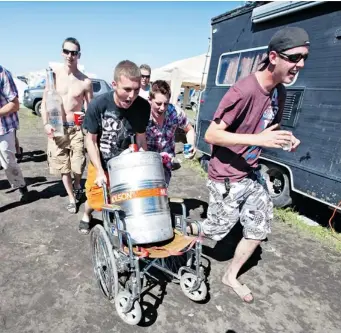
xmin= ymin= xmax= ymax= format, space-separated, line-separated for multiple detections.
xmin=201 ymin=175 xmax=273 ymax=241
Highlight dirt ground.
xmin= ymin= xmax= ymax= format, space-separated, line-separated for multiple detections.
xmin=0 ymin=109 xmax=340 ymax=333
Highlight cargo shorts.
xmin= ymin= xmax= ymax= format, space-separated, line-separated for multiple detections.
xmin=47 ymin=126 xmax=85 ymax=176
xmin=201 ymin=174 xmax=273 ymax=241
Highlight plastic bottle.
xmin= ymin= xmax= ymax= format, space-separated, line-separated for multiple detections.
xmin=45 ymin=68 xmax=64 ymax=137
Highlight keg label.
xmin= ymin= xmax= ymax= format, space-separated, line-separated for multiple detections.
xmin=111 ymin=188 xmax=168 ymax=203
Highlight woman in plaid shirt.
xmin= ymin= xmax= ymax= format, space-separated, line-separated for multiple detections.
xmin=146 ymin=80 xmax=196 ymax=186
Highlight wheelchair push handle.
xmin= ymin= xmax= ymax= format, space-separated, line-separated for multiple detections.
xmin=101 ymin=181 xmax=110 ymax=205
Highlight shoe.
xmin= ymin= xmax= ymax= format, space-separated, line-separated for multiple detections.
xmin=16 ymin=147 xmax=24 ymax=163
xmin=73 ymin=183 xmax=83 ymax=202
xmin=19 ymin=186 xmax=29 ymax=202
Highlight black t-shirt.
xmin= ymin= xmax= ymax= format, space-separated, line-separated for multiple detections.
xmin=83 ymin=92 xmax=150 ymax=169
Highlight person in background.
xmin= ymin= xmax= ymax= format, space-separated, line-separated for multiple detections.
xmin=190 ymin=27 xmax=309 ymax=303
xmin=79 ymin=60 xmax=150 ymax=234
xmin=139 ymin=64 xmax=151 ymax=100
xmin=41 ymin=37 xmax=93 ymax=213
xmin=146 ymin=80 xmax=196 ymax=186
xmin=0 ymin=65 xmax=28 ymax=200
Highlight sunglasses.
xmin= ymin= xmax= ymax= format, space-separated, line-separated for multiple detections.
xmin=63 ymin=49 xmax=79 ymax=57
xmin=141 ymin=75 xmax=150 ymax=79
xmin=279 ymin=52 xmax=308 ymax=63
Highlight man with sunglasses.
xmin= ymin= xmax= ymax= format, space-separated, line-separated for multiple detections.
xmin=139 ymin=64 xmax=151 ymax=100
xmin=41 ymin=37 xmax=93 ymax=214
xmin=190 ymin=27 xmax=309 ymax=303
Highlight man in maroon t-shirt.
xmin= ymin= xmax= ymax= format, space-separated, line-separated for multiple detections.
xmin=196 ymin=27 xmax=310 ymax=303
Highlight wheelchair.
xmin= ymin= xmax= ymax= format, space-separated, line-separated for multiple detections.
xmin=89 ymin=185 xmax=209 ymax=325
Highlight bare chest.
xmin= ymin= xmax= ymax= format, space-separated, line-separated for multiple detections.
xmin=55 ymin=76 xmax=85 ymax=99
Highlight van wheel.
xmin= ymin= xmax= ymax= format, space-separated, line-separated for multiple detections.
xmin=34 ymin=100 xmax=42 ymax=117
xmin=260 ymin=164 xmax=292 ymax=208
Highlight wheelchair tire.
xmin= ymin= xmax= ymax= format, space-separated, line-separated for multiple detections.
xmin=115 ymin=290 xmax=142 ymax=325
xmin=90 ymin=224 xmax=118 ymax=302
xmin=180 ymin=272 xmax=207 ymax=302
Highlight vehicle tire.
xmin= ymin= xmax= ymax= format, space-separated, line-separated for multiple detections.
xmin=259 ymin=163 xmax=292 ymax=208
xmin=34 ymin=100 xmax=42 ymax=117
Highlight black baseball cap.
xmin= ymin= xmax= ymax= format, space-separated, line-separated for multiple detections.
xmin=268 ymin=26 xmax=310 ymax=53
xmin=260 ymin=27 xmax=310 ymax=67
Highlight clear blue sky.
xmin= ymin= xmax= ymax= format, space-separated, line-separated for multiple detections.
xmin=1 ymin=1 xmax=240 ymax=82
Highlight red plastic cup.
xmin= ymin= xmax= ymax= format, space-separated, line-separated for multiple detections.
xmin=74 ymin=112 xmax=84 ymax=126
xmin=129 ymin=144 xmax=138 ymax=152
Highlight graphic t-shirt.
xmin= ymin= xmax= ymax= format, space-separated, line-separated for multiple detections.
xmin=208 ymin=73 xmax=286 ymax=183
xmin=83 ymin=92 xmax=150 ymax=170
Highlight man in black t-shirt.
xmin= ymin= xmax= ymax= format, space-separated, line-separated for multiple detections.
xmin=79 ymin=60 xmax=150 ymax=234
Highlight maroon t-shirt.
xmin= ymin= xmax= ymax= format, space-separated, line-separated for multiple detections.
xmin=208 ymin=73 xmax=286 ymax=183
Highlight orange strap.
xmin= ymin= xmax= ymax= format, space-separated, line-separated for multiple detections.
xmin=111 ymin=187 xmax=167 ymax=204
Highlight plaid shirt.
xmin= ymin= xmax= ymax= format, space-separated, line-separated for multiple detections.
xmin=146 ymin=104 xmax=189 ymax=171
xmin=0 ymin=66 xmax=19 ymax=135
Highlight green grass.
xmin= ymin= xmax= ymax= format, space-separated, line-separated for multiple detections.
xmin=274 ymin=207 xmax=341 ymax=253
xmin=181 ymin=154 xmax=208 ymax=179
xmin=181 ymin=155 xmax=341 ymax=253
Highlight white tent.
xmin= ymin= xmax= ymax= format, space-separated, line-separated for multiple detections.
xmin=151 ymin=54 xmax=209 ymax=105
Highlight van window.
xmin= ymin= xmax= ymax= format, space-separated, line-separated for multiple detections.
xmin=216 ymin=47 xmax=268 ymax=86
xmin=92 ymin=81 xmax=101 ymax=93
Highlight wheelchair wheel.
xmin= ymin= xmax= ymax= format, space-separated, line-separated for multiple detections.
xmin=90 ymin=224 xmax=118 ymax=302
xmin=180 ymin=272 xmax=207 ymax=302
xmin=115 ymin=290 xmax=142 ymax=325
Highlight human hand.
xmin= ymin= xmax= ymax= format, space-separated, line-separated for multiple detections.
xmin=186 ymin=146 xmax=197 ymax=159
xmin=160 ymin=152 xmax=173 ymax=165
xmin=290 ymin=134 xmax=301 ymax=152
xmin=94 ymin=170 xmax=107 ymax=187
xmin=256 ymin=124 xmax=292 ymax=149
xmin=44 ymin=124 xmax=55 ymax=138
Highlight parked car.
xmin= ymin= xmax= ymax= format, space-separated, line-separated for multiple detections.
xmin=23 ymin=78 xmax=112 ymax=117
xmin=196 ymin=1 xmax=341 ymax=211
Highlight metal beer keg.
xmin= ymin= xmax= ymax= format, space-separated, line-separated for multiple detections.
xmin=107 ymin=151 xmax=174 ymax=244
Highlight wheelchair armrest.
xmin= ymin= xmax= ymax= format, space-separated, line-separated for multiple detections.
xmin=169 ymin=197 xmax=184 ymax=204
xmin=102 ymin=203 xmax=121 ymax=212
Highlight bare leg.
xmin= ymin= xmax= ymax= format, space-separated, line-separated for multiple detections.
xmin=81 ymin=200 xmax=93 ymax=223
xmin=73 ymin=172 xmax=82 ymax=189
xmin=62 ymin=173 xmax=77 ymax=214
xmin=222 ymin=238 xmax=261 ymax=302
xmin=79 ymin=200 xmax=93 ymax=234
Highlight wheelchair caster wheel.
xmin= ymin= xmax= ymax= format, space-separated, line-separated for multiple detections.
xmin=180 ymin=272 xmax=207 ymax=302
xmin=115 ymin=290 xmax=142 ymax=325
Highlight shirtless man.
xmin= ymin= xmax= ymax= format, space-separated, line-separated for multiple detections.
xmin=41 ymin=37 xmax=93 ymax=213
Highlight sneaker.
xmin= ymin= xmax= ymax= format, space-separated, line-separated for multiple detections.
xmin=19 ymin=186 xmax=29 ymax=202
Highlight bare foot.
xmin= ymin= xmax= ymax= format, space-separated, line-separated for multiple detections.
xmin=222 ymin=271 xmax=254 ymax=303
